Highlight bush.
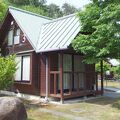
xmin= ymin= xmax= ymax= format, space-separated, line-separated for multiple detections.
xmin=0 ymin=55 xmax=16 ymax=90
xmin=111 ymin=66 xmax=120 ymax=79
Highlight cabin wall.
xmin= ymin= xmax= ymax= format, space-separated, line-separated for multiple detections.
xmin=14 ymin=52 xmax=39 ymax=95
xmin=7 ymin=24 xmax=33 ymax=54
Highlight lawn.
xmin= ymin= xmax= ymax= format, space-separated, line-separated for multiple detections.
xmin=25 ymin=96 xmax=120 ymax=120
xmin=98 ymin=80 xmax=120 ymax=88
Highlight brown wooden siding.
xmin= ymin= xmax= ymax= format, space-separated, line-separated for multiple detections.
xmin=7 ymin=24 xmax=33 ymax=54
xmin=14 ymin=52 xmax=39 ymax=95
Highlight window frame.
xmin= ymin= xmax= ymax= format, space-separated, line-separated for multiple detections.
xmin=13 ymin=28 xmax=20 ymax=45
xmin=15 ymin=54 xmax=31 ymax=83
xmin=8 ymin=29 xmax=14 ymax=46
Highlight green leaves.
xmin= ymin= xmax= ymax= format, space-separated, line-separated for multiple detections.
xmin=0 ymin=55 xmax=16 ymax=90
xmin=0 ymin=0 xmax=7 ymax=22
xmin=72 ymin=0 xmax=120 ymax=63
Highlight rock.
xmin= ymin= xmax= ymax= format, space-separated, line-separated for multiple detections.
xmin=0 ymin=97 xmax=27 ymax=120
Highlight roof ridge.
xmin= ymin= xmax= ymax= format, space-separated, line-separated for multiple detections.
xmin=9 ymin=6 xmax=52 ymax=20
xmin=43 ymin=13 xmax=78 ymax=25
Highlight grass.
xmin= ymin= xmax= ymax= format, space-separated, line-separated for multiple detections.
xmin=27 ymin=109 xmax=69 ymax=120
xmin=23 ymin=99 xmax=69 ymax=120
xmin=98 ymin=80 xmax=120 ymax=88
xmin=24 ymin=97 xmax=120 ymax=120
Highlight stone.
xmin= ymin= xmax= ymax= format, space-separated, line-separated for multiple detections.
xmin=0 ymin=97 xmax=27 ymax=120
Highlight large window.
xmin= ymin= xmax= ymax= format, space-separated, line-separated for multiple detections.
xmin=8 ymin=30 xmax=13 ymax=46
xmin=63 ymin=54 xmax=72 ymax=72
xmin=74 ymin=55 xmax=85 ymax=90
xmin=63 ymin=54 xmax=72 ymax=90
xmin=74 ymin=55 xmax=85 ymax=72
xmin=22 ymin=56 xmax=30 ymax=81
xmin=15 ymin=56 xmax=22 ymax=81
xmin=15 ymin=55 xmax=31 ymax=82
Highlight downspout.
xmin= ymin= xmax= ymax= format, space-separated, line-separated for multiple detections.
xmin=45 ymin=55 xmax=49 ymax=102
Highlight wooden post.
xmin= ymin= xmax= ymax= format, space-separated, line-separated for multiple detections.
xmin=77 ymin=73 xmax=79 ymax=93
xmin=96 ymin=72 xmax=98 ymax=91
xmin=54 ymin=74 xmax=57 ymax=94
xmin=59 ymin=53 xmax=64 ymax=103
xmin=45 ymin=54 xmax=49 ymax=101
xmin=100 ymin=60 xmax=104 ymax=95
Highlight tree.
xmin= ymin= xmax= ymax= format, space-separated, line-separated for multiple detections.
xmin=20 ymin=5 xmax=48 ymax=16
xmin=8 ymin=0 xmax=46 ymax=6
xmin=62 ymin=3 xmax=78 ymax=15
xmin=8 ymin=0 xmax=30 ymax=5
xmin=72 ymin=0 xmax=120 ymax=64
xmin=0 ymin=55 xmax=16 ymax=90
xmin=0 ymin=0 xmax=7 ymax=23
xmin=95 ymin=61 xmax=111 ymax=73
xmin=47 ymin=4 xmax=63 ymax=18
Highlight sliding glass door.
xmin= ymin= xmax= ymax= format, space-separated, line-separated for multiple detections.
xmin=63 ymin=54 xmax=72 ymax=92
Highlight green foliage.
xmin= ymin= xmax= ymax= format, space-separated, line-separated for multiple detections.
xmin=8 ymin=0 xmax=46 ymax=6
xmin=0 ymin=0 xmax=7 ymax=22
xmin=72 ymin=0 xmax=120 ymax=63
xmin=95 ymin=61 xmax=111 ymax=73
xmin=0 ymin=55 xmax=16 ymax=90
xmin=20 ymin=5 xmax=48 ymax=16
xmin=111 ymin=66 xmax=120 ymax=79
xmin=1 ymin=0 xmax=79 ymax=20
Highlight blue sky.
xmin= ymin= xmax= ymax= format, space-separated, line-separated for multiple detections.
xmin=46 ymin=0 xmax=91 ymax=8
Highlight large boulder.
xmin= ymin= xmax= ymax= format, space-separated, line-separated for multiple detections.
xmin=0 ymin=97 xmax=27 ymax=120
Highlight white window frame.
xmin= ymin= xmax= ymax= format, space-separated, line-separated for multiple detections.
xmin=15 ymin=56 xmax=22 ymax=81
xmin=14 ymin=28 xmax=20 ymax=45
xmin=14 ymin=55 xmax=31 ymax=82
xmin=22 ymin=56 xmax=30 ymax=81
xmin=8 ymin=30 xmax=13 ymax=46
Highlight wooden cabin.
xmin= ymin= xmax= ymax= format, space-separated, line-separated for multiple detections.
xmin=0 ymin=6 xmax=103 ymax=102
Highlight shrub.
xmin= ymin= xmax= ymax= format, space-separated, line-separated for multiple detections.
xmin=0 ymin=55 xmax=16 ymax=90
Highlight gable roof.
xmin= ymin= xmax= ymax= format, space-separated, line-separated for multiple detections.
xmin=8 ymin=6 xmax=51 ymax=50
xmin=36 ymin=14 xmax=81 ymax=52
xmin=1 ymin=6 xmax=81 ymax=53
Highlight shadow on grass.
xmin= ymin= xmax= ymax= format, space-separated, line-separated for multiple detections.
xmin=112 ymin=100 xmax=120 ymax=109
xmin=85 ymin=96 xmax=120 ymax=109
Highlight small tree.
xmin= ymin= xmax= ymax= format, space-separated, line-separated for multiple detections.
xmin=0 ymin=55 xmax=16 ymax=90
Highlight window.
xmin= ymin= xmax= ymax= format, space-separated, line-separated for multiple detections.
xmin=15 ymin=56 xmax=22 ymax=81
xmin=63 ymin=54 xmax=72 ymax=72
xmin=8 ymin=30 xmax=13 ymax=46
xmin=74 ymin=55 xmax=85 ymax=90
xmin=15 ymin=55 xmax=31 ymax=82
xmin=63 ymin=54 xmax=72 ymax=90
xmin=74 ymin=55 xmax=85 ymax=72
xmin=14 ymin=28 xmax=20 ymax=44
xmin=22 ymin=56 xmax=30 ymax=81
